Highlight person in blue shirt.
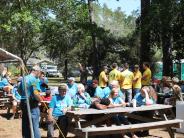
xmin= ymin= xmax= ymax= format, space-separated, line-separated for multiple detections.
xmin=0 ymin=72 xmax=13 ymax=95
xmin=67 ymin=77 xmax=78 ymax=98
xmin=20 ymin=65 xmax=43 ymax=138
xmin=47 ymin=84 xmax=73 ymax=138
xmin=39 ymin=71 xmax=48 ymax=92
xmin=108 ymin=88 xmax=138 ymax=138
xmin=92 ymin=80 xmax=103 ymax=98
xmin=73 ymin=84 xmax=91 ymax=109
xmin=103 ymin=80 xmax=124 ymax=99
xmin=10 ymin=77 xmax=22 ymax=120
xmin=108 ymin=88 xmax=127 ymax=107
xmin=134 ymin=86 xmax=157 ymax=106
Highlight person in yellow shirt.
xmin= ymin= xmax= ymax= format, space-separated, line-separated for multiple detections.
xmin=119 ymin=63 xmax=134 ymax=104
xmin=133 ymin=65 xmax=142 ymax=96
xmin=99 ymin=66 xmax=108 ymax=89
xmin=142 ymin=62 xmax=152 ymax=86
xmin=108 ymin=63 xmax=120 ymax=83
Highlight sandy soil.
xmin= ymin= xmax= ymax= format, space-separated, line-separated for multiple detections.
xmin=0 ymin=109 xmax=184 ymax=138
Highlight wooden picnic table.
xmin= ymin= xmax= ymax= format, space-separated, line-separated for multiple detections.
xmin=66 ymin=104 xmax=183 ymax=138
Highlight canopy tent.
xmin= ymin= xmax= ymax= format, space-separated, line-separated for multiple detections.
xmin=0 ymin=48 xmax=23 ymax=63
xmin=0 ymin=48 xmax=34 ymax=138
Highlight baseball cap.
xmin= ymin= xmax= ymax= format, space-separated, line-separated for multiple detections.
xmin=134 ymin=64 xmax=139 ymax=68
xmin=32 ymin=65 xmax=41 ymax=71
xmin=68 ymin=77 xmax=75 ymax=81
xmin=58 ymin=83 xmax=67 ymax=90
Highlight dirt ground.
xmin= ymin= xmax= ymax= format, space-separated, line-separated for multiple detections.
xmin=0 ymin=109 xmax=184 ymax=138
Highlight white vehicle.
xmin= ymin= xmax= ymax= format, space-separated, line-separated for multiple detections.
xmin=44 ymin=65 xmax=61 ymax=77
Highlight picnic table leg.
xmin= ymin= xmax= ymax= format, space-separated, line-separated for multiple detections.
xmin=85 ymin=132 xmax=88 ymax=138
xmin=159 ymin=110 xmax=176 ymax=138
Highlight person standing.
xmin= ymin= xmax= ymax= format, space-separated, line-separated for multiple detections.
xmin=39 ymin=71 xmax=48 ymax=92
xmin=133 ymin=65 xmax=142 ymax=96
xmin=99 ymin=66 xmax=108 ymax=89
xmin=108 ymin=63 xmax=121 ymax=83
xmin=119 ymin=63 xmax=134 ymax=104
xmin=67 ymin=77 xmax=78 ymax=98
xmin=20 ymin=65 xmax=43 ymax=138
xmin=142 ymin=62 xmax=152 ymax=86
xmin=78 ymin=63 xmax=88 ymax=85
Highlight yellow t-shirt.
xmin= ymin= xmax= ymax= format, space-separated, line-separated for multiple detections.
xmin=99 ymin=71 xmax=108 ymax=87
xmin=133 ymin=70 xmax=142 ymax=89
xmin=120 ymin=69 xmax=134 ymax=89
xmin=142 ymin=68 xmax=152 ymax=86
xmin=108 ymin=69 xmax=120 ymax=83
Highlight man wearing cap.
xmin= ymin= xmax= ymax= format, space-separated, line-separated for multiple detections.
xmin=20 ymin=65 xmax=43 ymax=138
xmin=133 ymin=65 xmax=142 ymax=96
xmin=99 ymin=66 xmax=108 ymax=89
xmin=67 ymin=77 xmax=78 ymax=98
xmin=47 ymin=84 xmax=72 ymax=138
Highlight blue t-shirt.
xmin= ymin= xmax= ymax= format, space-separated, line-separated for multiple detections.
xmin=12 ymin=86 xmax=21 ymax=101
xmin=0 ymin=78 xmax=9 ymax=89
xmin=110 ymin=97 xmax=124 ymax=104
xmin=134 ymin=93 xmax=155 ymax=106
xmin=103 ymin=87 xmax=124 ymax=98
xmin=49 ymin=94 xmax=73 ymax=117
xmin=73 ymin=92 xmax=91 ymax=108
xmin=94 ymin=86 xmax=103 ymax=98
xmin=20 ymin=74 xmax=41 ymax=99
xmin=39 ymin=77 xmax=48 ymax=92
xmin=67 ymin=83 xmax=78 ymax=98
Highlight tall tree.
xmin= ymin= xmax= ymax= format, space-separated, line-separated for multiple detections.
xmin=140 ymin=0 xmax=151 ymax=64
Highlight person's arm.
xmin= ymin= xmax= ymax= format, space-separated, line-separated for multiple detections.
xmin=33 ymin=90 xmax=43 ymax=102
xmin=102 ymin=72 xmax=108 ymax=82
xmin=133 ymin=74 xmax=139 ymax=82
xmin=95 ymin=102 xmax=108 ymax=110
xmin=144 ymin=91 xmax=153 ymax=105
xmin=78 ymin=63 xmax=84 ymax=72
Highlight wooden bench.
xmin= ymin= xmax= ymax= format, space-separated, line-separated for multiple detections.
xmin=75 ymin=119 xmax=183 ymax=138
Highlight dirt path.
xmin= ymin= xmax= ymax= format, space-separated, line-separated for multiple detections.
xmin=0 ymin=109 xmax=184 ymax=138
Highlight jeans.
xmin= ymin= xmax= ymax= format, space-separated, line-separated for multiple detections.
xmin=111 ymin=115 xmax=130 ymax=126
xmin=133 ymin=88 xmax=140 ymax=97
xmin=122 ymin=89 xmax=132 ymax=104
xmin=47 ymin=116 xmax=69 ymax=138
xmin=21 ymin=102 xmax=41 ymax=138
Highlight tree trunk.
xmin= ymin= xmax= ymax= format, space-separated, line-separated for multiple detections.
xmin=160 ymin=0 xmax=173 ymax=76
xmin=140 ymin=0 xmax=151 ymax=64
xmin=88 ymin=0 xmax=99 ymax=79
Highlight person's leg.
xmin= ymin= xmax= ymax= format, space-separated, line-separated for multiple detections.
xmin=47 ymin=120 xmax=55 ymax=138
xmin=58 ymin=116 xmax=69 ymax=138
xmin=111 ymin=115 xmax=121 ymax=126
xmin=21 ymin=102 xmax=31 ymax=138
xmin=126 ymin=89 xmax=132 ymax=104
xmin=133 ymin=88 xmax=140 ymax=97
xmin=31 ymin=107 xmax=41 ymax=138
xmin=10 ymin=100 xmax=17 ymax=120
xmin=121 ymin=89 xmax=126 ymax=102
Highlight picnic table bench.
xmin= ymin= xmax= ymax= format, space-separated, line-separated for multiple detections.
xmin=66 ymin=104 xmax=183 ymax=138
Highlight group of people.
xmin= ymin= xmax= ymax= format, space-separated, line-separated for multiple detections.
xmin=0 ymin=61 xmax=183 ymax=138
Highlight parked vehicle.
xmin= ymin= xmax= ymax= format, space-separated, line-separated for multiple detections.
xmin=43 ymin=65 xmax=61 ymax=77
